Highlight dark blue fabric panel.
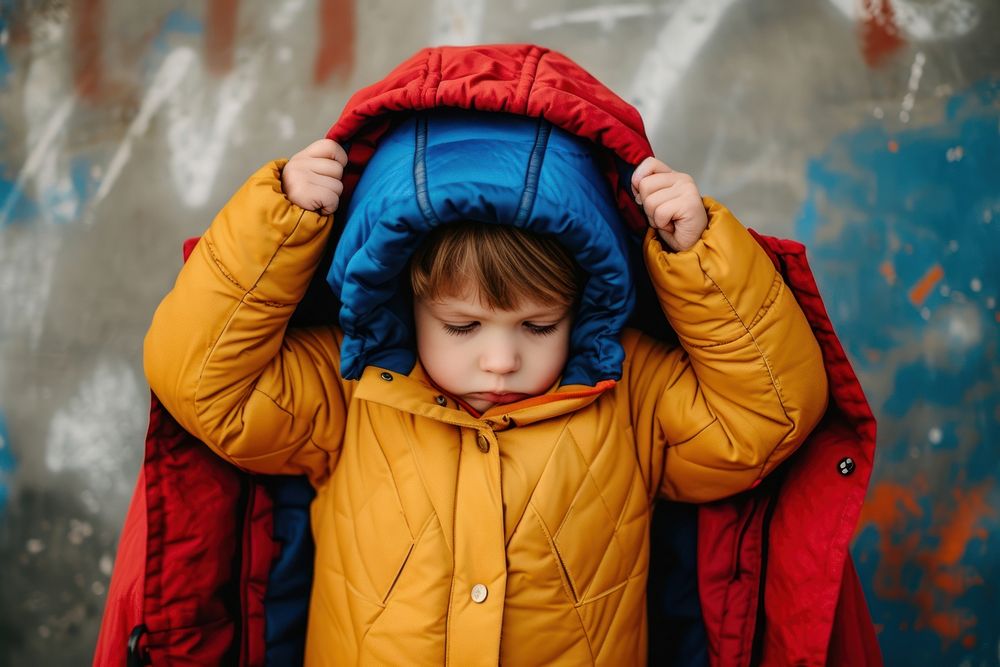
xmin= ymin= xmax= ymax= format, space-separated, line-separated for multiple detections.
xmin=263 ymin=476 xmax=316 ymax=667
xmin=647 ymin=500 xmax=708 ymax=667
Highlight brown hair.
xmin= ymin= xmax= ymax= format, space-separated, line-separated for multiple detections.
xmin=409 ymin=222 xmax=581 ymax=310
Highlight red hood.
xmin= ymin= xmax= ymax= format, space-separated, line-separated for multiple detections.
xmin=325 ymin=44 xmax=653 ymax=234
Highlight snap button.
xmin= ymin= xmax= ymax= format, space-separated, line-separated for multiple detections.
xmin=435 ymin=395 xmax=447 ymax=406
xmin=470 ymin=583 xmax=488 ymax=603
xmin=477 ymin=434 xmax=490 ymax=453
xmin=838 ymin=457 xmax=855 ymax=476
xmin=483 ymin=419 xmax=496 ymax=428
xmin=380 ymin=372 xmax=393 ymax=382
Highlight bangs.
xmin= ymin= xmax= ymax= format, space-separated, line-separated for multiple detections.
xmin=409 ymin=222 xmax=581 ymax=310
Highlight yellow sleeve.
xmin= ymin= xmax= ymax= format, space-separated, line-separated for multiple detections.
xmin=143 ymin=160 xmax=351 ymax=484
xmin=623 ymin=198 xmax=828 ymax=503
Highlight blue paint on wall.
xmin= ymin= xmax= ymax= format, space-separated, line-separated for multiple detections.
xmin=0 ymin=411 xmax=15 ymax=512
xmin=796 ymin=78 xmax=999 ymax=663
xmin=151 ymin=8 xmax=203 ymax=58
xmin=0 ymin=0 xmax=12 ymax=88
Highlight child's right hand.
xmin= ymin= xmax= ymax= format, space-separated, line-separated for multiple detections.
xmin=281 ymin=138 xmax=349 ymax=216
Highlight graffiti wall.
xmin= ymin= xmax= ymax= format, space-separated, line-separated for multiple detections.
xmin=0 ymin=0 xmax=996 ymax=664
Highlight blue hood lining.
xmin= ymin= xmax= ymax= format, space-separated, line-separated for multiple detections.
xmin=326 ymin=109 xmax=637 ymax=386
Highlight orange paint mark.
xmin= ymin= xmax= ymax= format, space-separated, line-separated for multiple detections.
xmin=314 ymin=0 xmax=355 ymax=84
xmin=879 ymin=260 xmax=896 ymax=285
xmin=908 ymin=264 xmax=944 ymax=306
xmin=857 ymin=479 xmax=998 ymax=644
xmin=72 ymin=0 xmax=104 ymax=100
xmin=206 ymin=0 xmax=239 ymax=75
xmin=859 ymin=0 xmax=906 ymax=68
xmin=887 ymin=140 xmax=899 ymax=153
xmin=962 ymin=635 xmax=976 ymax=649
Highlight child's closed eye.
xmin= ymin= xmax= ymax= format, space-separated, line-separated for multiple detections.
xmin=524 ymin=322 xmax=560 ymax=336
xmin=442 ymin=322 xmax=478 ymax=336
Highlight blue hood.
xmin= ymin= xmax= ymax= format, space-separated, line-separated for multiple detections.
xmin=326 ymin=109 xmax=636 ymax=386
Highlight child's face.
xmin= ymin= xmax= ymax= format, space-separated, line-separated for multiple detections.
xmin=414 ymin=291 xmax=572 ymax=413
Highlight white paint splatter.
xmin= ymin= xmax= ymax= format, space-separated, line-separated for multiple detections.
xmin=94 ymin=46 xmax=261 ymax=209
xmin=531 ymin=4 xmax=654 ymax=31
xmin=945 ymin=307 xmax=982 ymax=347
xmin=928 ymin=427 xmax=943 ymax=444
xmin=969 ymin=277 xmax=982 ymax=293
xmin=26 ymin=538 xmax=44 ymax=554
xmin=945 ymin=145 xmax=964 ymax=162
xmin=825 ymin=0 xmax=979 ymax=40
xmin=899 ymin=51 xmax=925 ymax=123
xmin=431 ymin=0 xmax=486 ymax=45
xmin=892 ymin=0 xmax=980 ymax=40
xmin=627 ymin=0 xmax=738 ymax=138
xmin=164 ymin=51 xmax=261 ymax=207
xmin=947 ymin=239 xmax=959 ymax=252
xmin=0 ymin=99 xmax=75 ymax=226
xmin=7 ymin=13 xmax=81 ymax=226
xmin=93 ymin=47 xmax=197 ymax=205
xmin=67 ymin=519 xmax=93 ymax=545
xmin=277 ymin=113 xmax=296 ymax=139
xmin=45 ymin=360 xmax=146 ymax=499
xmin=270 ymin=0 xmax=307 ymax=31
xmin=873 ymin=106 xmax=884 ymax=119
xmin=99 ymin=554 xmax=114 ymax=576
xmin=920 ymin=306 xmax=931 ymax=320
xmin=0 ymin=226 xmax=59 ymax=343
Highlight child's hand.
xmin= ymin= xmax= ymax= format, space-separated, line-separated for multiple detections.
xmin=281 ymin=139 xmax=349 ymax=216
xmin=631 ymin=157 xmax=708 ymax=252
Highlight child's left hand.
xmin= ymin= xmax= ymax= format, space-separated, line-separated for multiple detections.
xmin=631 ymin=157 xmax=708 ymax=252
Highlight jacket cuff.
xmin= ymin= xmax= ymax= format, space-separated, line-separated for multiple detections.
xmin=201 ymin=160 xmax=332 ymax=305
xmin=643 ymin=197 xmax=782 ymax=347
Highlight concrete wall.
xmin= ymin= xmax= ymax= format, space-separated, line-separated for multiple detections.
xmin=0 ymin=0 xmax=996 ymax=664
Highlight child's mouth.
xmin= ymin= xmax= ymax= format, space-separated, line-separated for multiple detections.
xmin=470 ymin=392 xmax=531 ymax=405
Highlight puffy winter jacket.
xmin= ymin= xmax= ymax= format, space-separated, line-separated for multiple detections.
xmin=94 ymin=44 xmax=881 ymax=667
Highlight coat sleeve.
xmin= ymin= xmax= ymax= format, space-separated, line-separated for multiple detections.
xmin=623 ymin=198 xmax=828 ymax=503
xmin=143 ymin=160 xmax=350 ymax=484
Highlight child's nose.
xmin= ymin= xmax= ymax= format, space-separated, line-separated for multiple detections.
xmin=480 ymin=341 xmax=520 ymax=375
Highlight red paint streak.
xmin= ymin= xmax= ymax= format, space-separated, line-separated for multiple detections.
xmin=878 ymin=260 xmax=896 ymax=285
xmin=206 ymin=0 xmax=239 ymax=75
xmin=908 ymin=264 xmax=943 ymax=306
xmin=72 ymin=0 xmax=104 ymax=100
xmin=857 ymin=479 xmax=998 ymax=643
xmin=887 ymin=140 xmax=899 ymax=153
xmin=859 ymin=0 xmax=906 ymax=68
xmin=314 ymin=0 xmax=355 ymax=84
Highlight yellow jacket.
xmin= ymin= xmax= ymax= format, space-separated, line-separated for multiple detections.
xmin=144 ymin=161 xmax=827 ymax=665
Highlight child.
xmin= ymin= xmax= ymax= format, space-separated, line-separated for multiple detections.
xmin=143 ymin=99 xmax=827 ymax=664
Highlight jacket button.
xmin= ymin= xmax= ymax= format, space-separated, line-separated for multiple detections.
xmin=470 ymin=584 xmax=488 ymax=603
xmin=838 ymin=457 xmax=856 ymax=475
xmin=477 ymin=434 xmax=490 ymax=453
xmin=435 ymin=395 xmax=447 ymax=406
xmin=380 ymin=372 xmax=393 ymax=382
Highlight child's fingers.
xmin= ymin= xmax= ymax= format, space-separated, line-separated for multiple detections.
xmin=308 ymin=174 xmax=345 ymax=196
xmin=300 ymin=138 xmax=349 ymax=166
xmin=630 ymin=157 xmax=674 ymax=195
xmin=636 ymin=171 xmax=689 ymax=204
xmin=650 ymin=198 xmax=685 ymax=230
xmin=639 ymin=187 xmax=679 ymax=222
xmin=304 ymin=156 xmax=345 ymax=180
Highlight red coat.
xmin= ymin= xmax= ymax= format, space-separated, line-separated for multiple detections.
xmin=95 ymin=44 xmax=880 ymax=666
